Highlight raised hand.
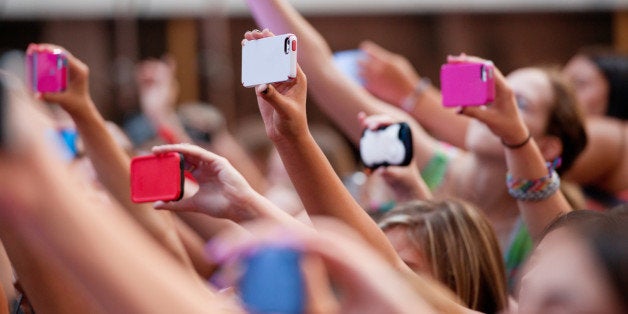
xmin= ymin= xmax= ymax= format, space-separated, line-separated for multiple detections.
xmin=30 ymin=43 xmax=92 ymax=116
xmin=358 ymin=40 xmax=421 ymax=106
xmin=358 ymin=112 xmax=432 ymax=201
xmin=152 ymin=143 xmax=259 ymax=221
xmin=451 ymin=54 xmax=529 ymax=146
xmin=243 ymin=29 xmax=308 ymax=142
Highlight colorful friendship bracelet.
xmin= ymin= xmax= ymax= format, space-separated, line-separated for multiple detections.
xmin=506 ymin=158 xmax=562 ymax=202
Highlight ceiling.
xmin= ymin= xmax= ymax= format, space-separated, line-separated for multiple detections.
xmin=1 ymin=0 xmax=626 ymax=19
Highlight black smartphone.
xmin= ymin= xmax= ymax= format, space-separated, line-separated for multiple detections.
xmin=359 ymin=122 xmax=413 ymax=169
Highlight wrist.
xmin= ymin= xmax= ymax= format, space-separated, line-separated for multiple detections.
xmin=67 ymin=97 xmax=99 ymax=121
xmin=400 ymin=77 xmax=431 ymax=113
xmin=501 ymin=127 xmax=531 ymax=149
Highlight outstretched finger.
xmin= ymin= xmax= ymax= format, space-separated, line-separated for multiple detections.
xmin=152 ymin=143 xmax=224 ymax=169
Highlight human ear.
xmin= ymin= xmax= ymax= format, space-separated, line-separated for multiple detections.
xmin=536 ymin=135 xmax=563 ymax=162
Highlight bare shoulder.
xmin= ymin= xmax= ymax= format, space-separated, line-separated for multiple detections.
xmin=567 ymin=116 xmax=628 ymax=191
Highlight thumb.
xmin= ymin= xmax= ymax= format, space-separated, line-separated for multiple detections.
xmin=458 ymin=105 xmax=488 ymax=122
xmin=39 ymin=92 xmax=65 ymax=104
xmin=256 ymin=83 xmax=291 ymax=117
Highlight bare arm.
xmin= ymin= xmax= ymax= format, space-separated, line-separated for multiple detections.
xmin=564 ymin=117 xmax=627 ymax=191
xmin=246 ymin=29 xmax=406 ymax=271
xmin=36 ymin=44 xmax=192 ymax=267
xmin=358 ymin=40 xmax=471 ymax=148
xmin=458 ymin=55 xmax=572 ymax=242
xmin=0 ymin=93 xmax=237 ymax=313
xmin=246 ymin=0 xmax=439 ymax=170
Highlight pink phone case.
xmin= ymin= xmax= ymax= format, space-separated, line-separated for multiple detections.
xmin=130 ymin=152 xmax=184 ymax=203
xmin=26 ymin=49 xmax=68 ymax=93
xmin=440 ymin=62 xmax=495 ymax=107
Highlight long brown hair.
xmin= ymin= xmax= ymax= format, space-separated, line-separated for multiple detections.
xmin=378 ymin=199 xmax=508 ymax=314
xmin=541 ymin=67 xmax=588 ymax=175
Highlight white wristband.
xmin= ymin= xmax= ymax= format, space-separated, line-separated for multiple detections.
xmin=401 ymin=77 xmax=431 ymax=113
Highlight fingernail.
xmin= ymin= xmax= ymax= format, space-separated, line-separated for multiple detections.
xmin=153 ymin=200 xmax=165 ymax=208
xmin=256 ymin=83 xmax=269 ymax=95
xmin=456 ymin=107 xmax=464 ymax=114
xmin=253 ymin=29 xmax=260 ymax=33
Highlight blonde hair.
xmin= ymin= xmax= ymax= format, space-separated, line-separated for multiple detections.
xmin=378 ymin=199 xmax=508 ymax=313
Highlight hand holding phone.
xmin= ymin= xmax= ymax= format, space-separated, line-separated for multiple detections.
xmin=440 ymin=61 xmax=495 ymax=107
xmin=130 ymin=152 xmax=184 ymax=203
xmin=242 ymin=34 xmax=297 ymax=87
xmin=359 ymin=122 xmax=413 ymax=170
xmin=26 ymin=45 xmax=68 ymax=93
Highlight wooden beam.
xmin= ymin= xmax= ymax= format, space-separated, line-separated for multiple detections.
xmin=166 ymin=19 xmax=199 ymax=103
xmin=615 ymin=10 xmax=628 ymax=53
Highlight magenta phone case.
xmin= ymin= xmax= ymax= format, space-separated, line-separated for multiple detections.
xmin=130 ymin=152 xmax=184 ymax=203
xmin=440 ymin=62 xmax=495 ymax=107
xmin=26 ymin=49 xmax=68 ymax=93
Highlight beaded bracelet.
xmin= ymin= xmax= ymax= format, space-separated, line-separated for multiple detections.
xmin=401 ymin=77 xmax=431 ymax=113
xmin=506 ymin=159 xmax=562 ymax=202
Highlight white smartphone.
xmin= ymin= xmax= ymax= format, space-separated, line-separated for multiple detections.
xmin=242 ymin=34 xmax=298 ymax=88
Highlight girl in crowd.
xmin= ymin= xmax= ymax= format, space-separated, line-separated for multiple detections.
xmin=562 ymin=49 xmax=628 ymax=209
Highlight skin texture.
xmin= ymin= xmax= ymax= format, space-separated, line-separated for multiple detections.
xmin=563 ymin=55 xmax=610 ymax=116
xmin=518 ymin=228 xmax=623 ymax=314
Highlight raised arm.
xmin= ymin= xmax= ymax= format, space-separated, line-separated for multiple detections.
xmin=358 ymin=40 xmax=471 ymax=148
xmin=245 ymin=0 xmax=439 ymax=170
xmin=457 ymin=55 xmax=572 ymax=242
xmin=0 ymin=87 xmax=237 ymax=313
xmin=34 ymin=44 xmax=193 ymax=267
xmin=245 ymin=30 xmax=408 ymax=271
xmin=151 ymin=143 xmax=306 ymax=229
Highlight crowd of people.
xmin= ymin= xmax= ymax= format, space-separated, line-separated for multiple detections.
xmin=0 ymin=0 xmax=626 ymax=313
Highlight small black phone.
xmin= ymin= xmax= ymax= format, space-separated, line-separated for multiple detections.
xmin=359 ymin=122 xmax=413 ymax=169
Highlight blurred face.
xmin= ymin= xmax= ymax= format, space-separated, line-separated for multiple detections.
xmin=466 ymin=68 xmax=554 ymax=157
xmin=518 ymin=228 xmax=623 ymax=314
xmin=384 ymin=225 xmax=431 ymax=275
xmin=563 ymin=55 xmax=609 ymax=116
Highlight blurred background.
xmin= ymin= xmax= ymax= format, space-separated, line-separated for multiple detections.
xmin=1 ymin=0 xmax=626 ymax=131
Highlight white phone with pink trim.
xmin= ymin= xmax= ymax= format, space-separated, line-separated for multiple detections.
xmin=242 ymin=34 xmax=297 ymax=88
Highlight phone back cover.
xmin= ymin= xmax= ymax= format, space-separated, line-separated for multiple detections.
xmin=130 ymin=152 xmax=184 ymax=203
xmin=27 ymin=51 xmax=68 ymax=93
xmin=242 ymin=34 xmax=297 ymax=87
xmin=441 ymin=63 xmax=494 ymax=107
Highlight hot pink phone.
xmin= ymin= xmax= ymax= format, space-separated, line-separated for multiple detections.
xmin=26 ymin=47 xmax=68 ymax=93
xmin=440 ymin=62 xmax=495 ymax=107
xmin=130 ymin=152 xmax=184 ymax=203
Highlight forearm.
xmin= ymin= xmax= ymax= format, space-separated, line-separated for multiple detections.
xmin=273 ymin=133 xmax=403 ymax=267
xmin=504 ymin=139 xmax=572 ymax=242
xmin=247 ymin=0 xmax=438 ymax=170
xmin=209 ymin=132 xmax=268 ymax=193
xmin=0 ymin=228 xmax=105 ymax=313
xmin=3 ymin=167 xmax=222 ymax=313
xmin=405 ymin=87 xmax=470 ymax=149
xmin=247 ymin=0 xmax=377 ymax=143
xmin=68 ymin=100 xmax=192 ymax=266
